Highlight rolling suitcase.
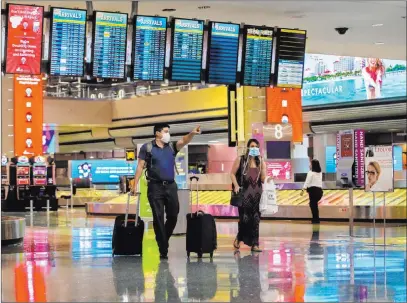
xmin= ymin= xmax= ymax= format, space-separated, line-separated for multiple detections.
xmin=186 ymin=176 xmax=217 ymax=258
xmin=112 ymin=192 xmax=144 ymax=256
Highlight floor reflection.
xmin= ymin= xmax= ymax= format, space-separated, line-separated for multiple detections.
xmin=1 ymin=211 xmax=406 ymax=302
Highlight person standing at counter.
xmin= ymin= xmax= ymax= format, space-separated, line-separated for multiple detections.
xmin=133 ymin=123 xmax=201 ymax=259
xmin=301 ymin=159 xmax=323 ymax=224
xmin=230 ymin=139 xmax=267 ymax=253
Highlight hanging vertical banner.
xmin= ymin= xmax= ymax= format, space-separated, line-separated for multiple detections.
xmin=14 ymin=74 xmax=43 ymax=156
xmin=365 ymin=145 xmax=394 ymax=192
xmin=336 ymin=130 xmax=354 ymax=185
xmin=266 ymin=87 xmax=303 ymax=143
xmin=6 ymin=4 xmax=44 ymax=75
xmin=354 ymin=129 xmax=365 ymax=187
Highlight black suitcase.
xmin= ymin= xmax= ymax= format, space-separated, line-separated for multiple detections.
xmin=112 ymin=192 xmax=144 ymax=256
xmin=186 ymin=176 xmax=217 ymax=258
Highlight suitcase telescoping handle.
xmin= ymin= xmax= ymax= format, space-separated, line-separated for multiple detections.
xmin=189 ymin=176 xmax=199 ymax=213
xmin=125 ymin=192 xmax=141 ymax=228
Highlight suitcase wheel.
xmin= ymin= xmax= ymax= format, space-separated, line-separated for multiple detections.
xmin=210 ymin=252 xmax=213 ymax=259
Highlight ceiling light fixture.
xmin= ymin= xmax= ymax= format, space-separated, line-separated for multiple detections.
xmin=372 ymin=23 xmax=383 ymax=27
xmin=162 ymin=8 xmax=176 ymax=12
xmin=374 ymin=42 xmax=385 ymax=45
xmin=198 ymin=6 xmax=211 ymax=9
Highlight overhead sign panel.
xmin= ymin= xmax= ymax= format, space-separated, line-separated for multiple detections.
xmin=275 ymin=28 xmax=306 ymax=88
xmin=170 ymin=18 xmax=204 ymax=82
xmin=133 ymin=15 xmax=167 ymax=81
xmin=92 ymin=11 xmax=128 ymax=79
xmin=206 ymin=21 xmax=240 ymax=85
xmin=5 ymin=4 xmax=44 ymax=75
xmin=241 ymin=25 xmax=274 ymax=87
xmin=50 ymin=8 xmax=87 ymax=76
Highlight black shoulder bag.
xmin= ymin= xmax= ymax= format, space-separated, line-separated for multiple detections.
xmin=230 ymin=156 xmax=245 ymax=207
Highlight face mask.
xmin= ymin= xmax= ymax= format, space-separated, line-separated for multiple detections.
xmin=248 ymin=147 xmax=260 ymax=157
xmin=161 ymin=132 xmax=170 ymax=144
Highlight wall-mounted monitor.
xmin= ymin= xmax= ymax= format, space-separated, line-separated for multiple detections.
xmin=206 ymin=21 xmax=240 ymax=85
xmin=266 ymin=141 xmax=291 ymax=159
xmin=169 ymin=18 xmax=204 ymax=82
xmin=49 ymin=8 xmax=87 ymax=76
xmin=5 ymin=4 xmax=44 ymax=75
xmin=133 ymin=15 xmax=167 ymax=81
xmin=274 ymin=28 xmax=306 ymax=89
xmin=241 ymin=25 xmax=274 ymax=87
xmin=92 ymin=11 xmax=128 ymax=79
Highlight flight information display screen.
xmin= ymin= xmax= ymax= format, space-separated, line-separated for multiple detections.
xmin=133 ymin=15 xmax=167 ymax=81
xmin=275 ymin=28 xmax=306 ymax=88
xmin=207 ymin=22 xmax=240 ymax=85
xmin=170 ymin=18 xmax=204 ymax=82
xmin=50 ymin=8 xmax=87 ymax=76
xmin=92 ymin=11 xmax=128 ymax=79
xmin=242 ymin=25 xmax=274 ymax=87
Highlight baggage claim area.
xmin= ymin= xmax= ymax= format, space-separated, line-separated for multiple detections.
xmin=1 ymin=1 xmax=406 ymax=302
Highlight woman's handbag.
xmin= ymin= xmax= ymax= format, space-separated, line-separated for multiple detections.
xmin=230 ymin=157 xmax=244 ymax=207
xmin=260 ymin=177 xmax=278 ymax=215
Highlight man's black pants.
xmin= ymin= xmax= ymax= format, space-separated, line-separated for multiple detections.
xmin=147 ymin=181 xmax=179 ymax=255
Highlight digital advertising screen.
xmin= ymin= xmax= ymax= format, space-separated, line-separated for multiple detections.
xmin=266 ymin=141 xmax=291 ymax=159
xmin=50 ymin=8 xmax=87 ymax=76
xmin=92 ymin=11 xmax=128 ymax=79
xmin=325 ymin=146 xmax=337 ymax=173
xmin=241 ymin=25 xmax=273 ymax=87
xmin=71 ymin=160 xmax=137 ymax=184
xmin=170 ymin=18 xmax=204 ymax=82
xmin=266 ymin=161 xmax=292 ymax=180
xmin=393 ymin=145 xmax=403 ymax=171
xmin=206 ymin=21 xmax=240 ymax=85
xmin=302 ymin=54 xmax=407 ymax=106
xmin=133 ymin=15 xmax=167 ymax=81
xmin=275 ymin=28 xmax=306 ymax=89
xmin=5 ymin=4 xmax=44 ymax=74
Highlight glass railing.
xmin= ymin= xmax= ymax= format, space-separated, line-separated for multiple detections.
xmin=44 ymin=81 xmax=218 ymax=101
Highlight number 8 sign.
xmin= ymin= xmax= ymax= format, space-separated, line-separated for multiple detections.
xmin=263 ymin=123 xmax=293 ymax=141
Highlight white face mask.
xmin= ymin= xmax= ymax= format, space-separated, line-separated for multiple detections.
xmin=161 ymin=132 xmax=170 ymax=143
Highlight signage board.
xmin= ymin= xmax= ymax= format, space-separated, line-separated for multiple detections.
xmin=241 ymin=25 xmax=273 ymax=87
xmin=170 ymin=18 xmax=204 ymax=82
xmin=365 ymin=145 xmax=394 ymax=192
xmin=133 ymin=15 xmax=167 ymax=81
xmin=5 ymin=4 xmax=44 ymax=74
xmin=206 ymin=21 xmax=240 ymax=84
xmin=92 ymin=11 xmax=128 ymax=79
xmin=50 ymin=8 xmax=87 ymax=76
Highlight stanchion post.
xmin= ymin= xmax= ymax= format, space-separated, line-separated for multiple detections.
xmin=349 ymin=187 xmax=354 ymax=237
xmin=30 ymin=198 xmax=34 ymax=227
xmin=373 ymin=192 xmax=376 ymax=246
xmin=383 ymin=192 xmax=386 ymax=246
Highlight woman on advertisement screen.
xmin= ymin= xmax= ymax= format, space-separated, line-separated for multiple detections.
xmin=365 ymin=161 xmax=381 ymax=191
xmin=362 ymin=58 xmax=385 ymax=99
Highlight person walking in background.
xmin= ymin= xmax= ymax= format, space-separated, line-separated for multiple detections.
xmin=133 ymin=123 xmax=201 ymax=259
xmin=230 ymin=139 xmax=267 ymax=253
xmin=301 ymin=159 xmax=323 ymax=224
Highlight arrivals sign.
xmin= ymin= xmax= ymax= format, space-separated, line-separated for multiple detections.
xmin=302 ymin=54 xmax=407 ymax=106
xmin=6 ymin=4 xmax=44 ymax=75
xmin=14 ymin=75 xmax=43 ymax=156
xmin=365 ymin=145 xmax=394 ymax=192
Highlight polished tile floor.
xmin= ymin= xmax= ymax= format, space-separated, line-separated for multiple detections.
xmin=1 ymin=209 xmax=406 ymax=302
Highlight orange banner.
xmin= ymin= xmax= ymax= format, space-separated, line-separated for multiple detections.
xmin=14 ymin=74 xmax=43 ymax=156
xmin=266 ymin=87 xmax=303 ymax=143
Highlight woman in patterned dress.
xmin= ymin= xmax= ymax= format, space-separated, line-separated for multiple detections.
xmin=230 ymin=139 xmax=267 ymax=253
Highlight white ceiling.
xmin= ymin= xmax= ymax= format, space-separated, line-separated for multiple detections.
xmin=4 ymin=0 xmax=406 ymax=59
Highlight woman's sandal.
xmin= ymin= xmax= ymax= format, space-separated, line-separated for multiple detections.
xmin=251 ymin=246 xmax=262 ymax=252
xmin=233 ymin=238 xmax=240 ymax=250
